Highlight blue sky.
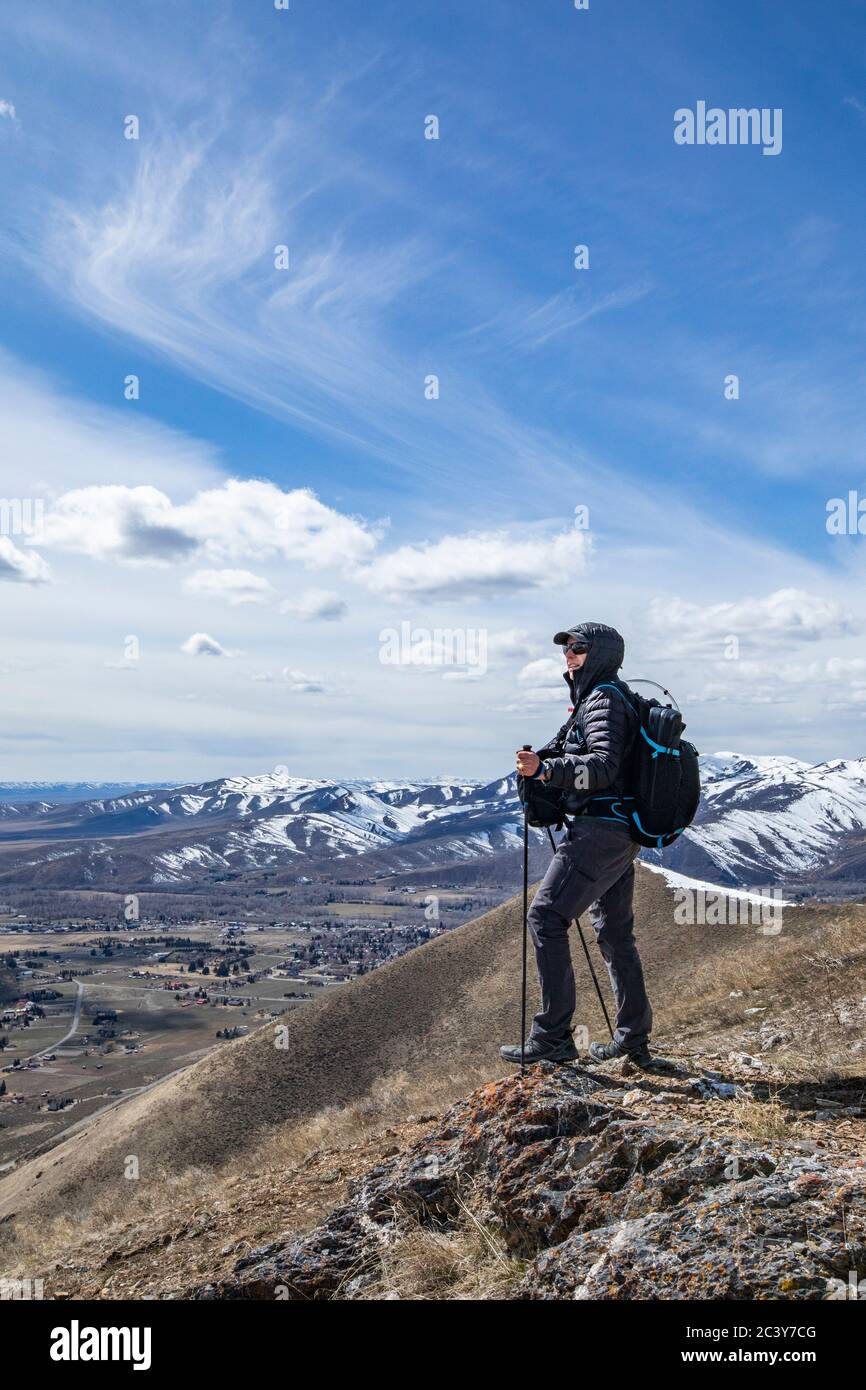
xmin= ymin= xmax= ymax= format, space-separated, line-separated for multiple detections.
xmin=1 ymin=0 xmax=865 ymax=782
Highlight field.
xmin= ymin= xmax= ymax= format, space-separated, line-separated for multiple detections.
xmin=0 ymin=877 xmax=502 ymax=1169
xmin=0 ymin=921 xmax=334 ymax=1168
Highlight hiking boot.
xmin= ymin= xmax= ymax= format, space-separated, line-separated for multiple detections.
xmin=500 ymin=1034 xmax=579 ymax=1065
xmin=587 ymin=1039 xmax=654 ymax=1069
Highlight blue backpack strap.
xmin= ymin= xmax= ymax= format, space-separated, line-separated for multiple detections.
xmin=594 ymin=681 xmax=632 ymax=705
xmin=592 ymin=681 xmax=637 ymax=720
xmin=639 ymin=726 xmax=680 ymax=758
xmin=576 ymin=680 xmax=631 ymax=743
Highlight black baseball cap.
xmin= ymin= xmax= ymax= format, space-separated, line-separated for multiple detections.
xmin=553 ymin=626 xmax=590 ymax=647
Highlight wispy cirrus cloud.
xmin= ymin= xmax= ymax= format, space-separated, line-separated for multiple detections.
xmin=23 ymin=115 xmax=655 ymax=510
xmin=0 ymin=349 xmax=222 ymax=497
xmin=32 ymin=130 xmax=456 ymax=479
xmin=472 ymin=280 xmax=654 ymax=355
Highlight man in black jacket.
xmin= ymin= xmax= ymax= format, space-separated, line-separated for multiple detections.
xmin=500 ymin=622 xmax=654 ymax=1068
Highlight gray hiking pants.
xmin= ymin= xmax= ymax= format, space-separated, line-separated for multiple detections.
xmin=528 ymin=818 xmax=652 ymax=1051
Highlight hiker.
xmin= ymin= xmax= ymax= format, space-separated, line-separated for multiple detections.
xmin=500 ymin=622 xmax=654 ymax=1068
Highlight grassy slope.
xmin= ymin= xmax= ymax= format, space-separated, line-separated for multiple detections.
xmin=0 ymin=865 xmax=862 ymax=1269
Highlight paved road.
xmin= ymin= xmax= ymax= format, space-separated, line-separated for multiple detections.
xmin=0 ymin=1055 xmax=208 ymax=1174
xmin=23 ymin=980 xmax=85 ymax=1062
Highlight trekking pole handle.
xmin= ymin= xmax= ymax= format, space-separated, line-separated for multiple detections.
xmin=522 ymin=744 xmax=532 ymax=751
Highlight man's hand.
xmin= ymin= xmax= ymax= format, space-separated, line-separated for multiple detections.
xmin=516 ymin=749 xmax=541 ymax=778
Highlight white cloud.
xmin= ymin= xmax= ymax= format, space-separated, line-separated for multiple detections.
xmin=685 ymin=653 xmax=866 ymax=711
xmin=486 ymin=627 xmax=536 ymax=661
xmin=280 ymin=588 xmax=347 ymax=621
xmin=685 ymin=684 xmax=791 ymax=707
xmin=517 ymin=657 xmax=564 ymax=688
xmin=498 ymin=687 xmax=568 ymax=712
xmin=181 ymin=632 xmax=228 ymax=658
xmin=282 ymin=668 xmax=326 ymax=693
xmin=441 ymin=668 xmax=485 ymax=682
xmin=364 ymin=528 xmax=590 ymax=601
xmin=507 ymin=656 xmax=570 ymax=710
xmin=645 ymin=589 xmax=854 ymax=653
xmin=686 ymin=657 xmax=819 ymax=692
xmin=0 ymin=537 xmax=51 ymax=584
xmin=35 ymin=480 xmax=377 ymax=569
xmin=827 ymin=686 xmax=866 ymax=712
xmin=506 ymin=280 xmax=653 ymax=353
xmin=39 ymin=484 xmax=198 ymax=562
xmin=0 ymin=99 xmax=16 ymax=120
xmin=827 ymin=657 xmax=866 ymax=678
xmin=184 ymin=568 xmax=275 ymax=606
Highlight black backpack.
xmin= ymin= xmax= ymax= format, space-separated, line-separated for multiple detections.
xmin=594 ymin=682 xmax=701 ymax=849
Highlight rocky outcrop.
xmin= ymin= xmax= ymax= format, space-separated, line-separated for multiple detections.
xmin=194 ymin=1060 xmax=866 ymax=1301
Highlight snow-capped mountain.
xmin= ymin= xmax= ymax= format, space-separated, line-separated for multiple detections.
xmin=0 ymin=756 xmax=864 ymax=896
xmin=0 ymin=782 xmax=151 ymax=812
xmin=0 ymin=773 xmax=526 ymax=888
xmin=649 ymin=752 xmax=866 ymax=895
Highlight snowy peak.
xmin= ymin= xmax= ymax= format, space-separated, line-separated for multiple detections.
xmin=1 ymin=757 xmax=866 ymax=896
xmin=657 ymin=751 xmax=866 ymax=894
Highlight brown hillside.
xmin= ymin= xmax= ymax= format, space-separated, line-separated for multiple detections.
xmin=0 ymin=865 xmax=856 ymax=1246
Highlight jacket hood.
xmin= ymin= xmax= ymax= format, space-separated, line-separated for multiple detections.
xmin=560 ymin=622 xmax=625 ymax=704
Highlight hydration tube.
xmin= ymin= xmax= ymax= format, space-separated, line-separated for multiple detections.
xmin=624 ymin=677 xmax=680 ymax=712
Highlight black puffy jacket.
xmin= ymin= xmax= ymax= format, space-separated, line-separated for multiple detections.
xmin=536 ymin=622 xmax=638 ymax=815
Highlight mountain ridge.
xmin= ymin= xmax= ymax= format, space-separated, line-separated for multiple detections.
xmin=1 ymin=754 xmax=865 ymax=895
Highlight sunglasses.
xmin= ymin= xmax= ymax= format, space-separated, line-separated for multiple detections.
xmin=562 ymin=642 xmax=589 ymax=656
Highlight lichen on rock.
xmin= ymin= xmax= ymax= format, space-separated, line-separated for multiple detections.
xmin=196 ymin=1061 xmax=866 ymax=1301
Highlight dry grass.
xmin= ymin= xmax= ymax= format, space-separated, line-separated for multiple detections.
xmin=733 ymin=1091 xmax=791 ymax=1143
xmin=0 ymin=1064 xmax=492 ymax=1281
xmin=250 ymin=1062 xmax=491 ymax=1173
xmin=3 ymin=882 xmax=864 ymax=1293
xmin=660 ymin=913 xmax=866 ymax=1067
xmin=356 ymin=1191 xmax=524 ymax=1301
xmin=1 ymin=1161 xmax=215 ymax=1278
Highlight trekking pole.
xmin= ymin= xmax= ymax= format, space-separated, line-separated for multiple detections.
xmin=545 ymin=825 xmax=615 ymax=1040
xmin=520 ymin=747 xmax=532 ymax=1072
